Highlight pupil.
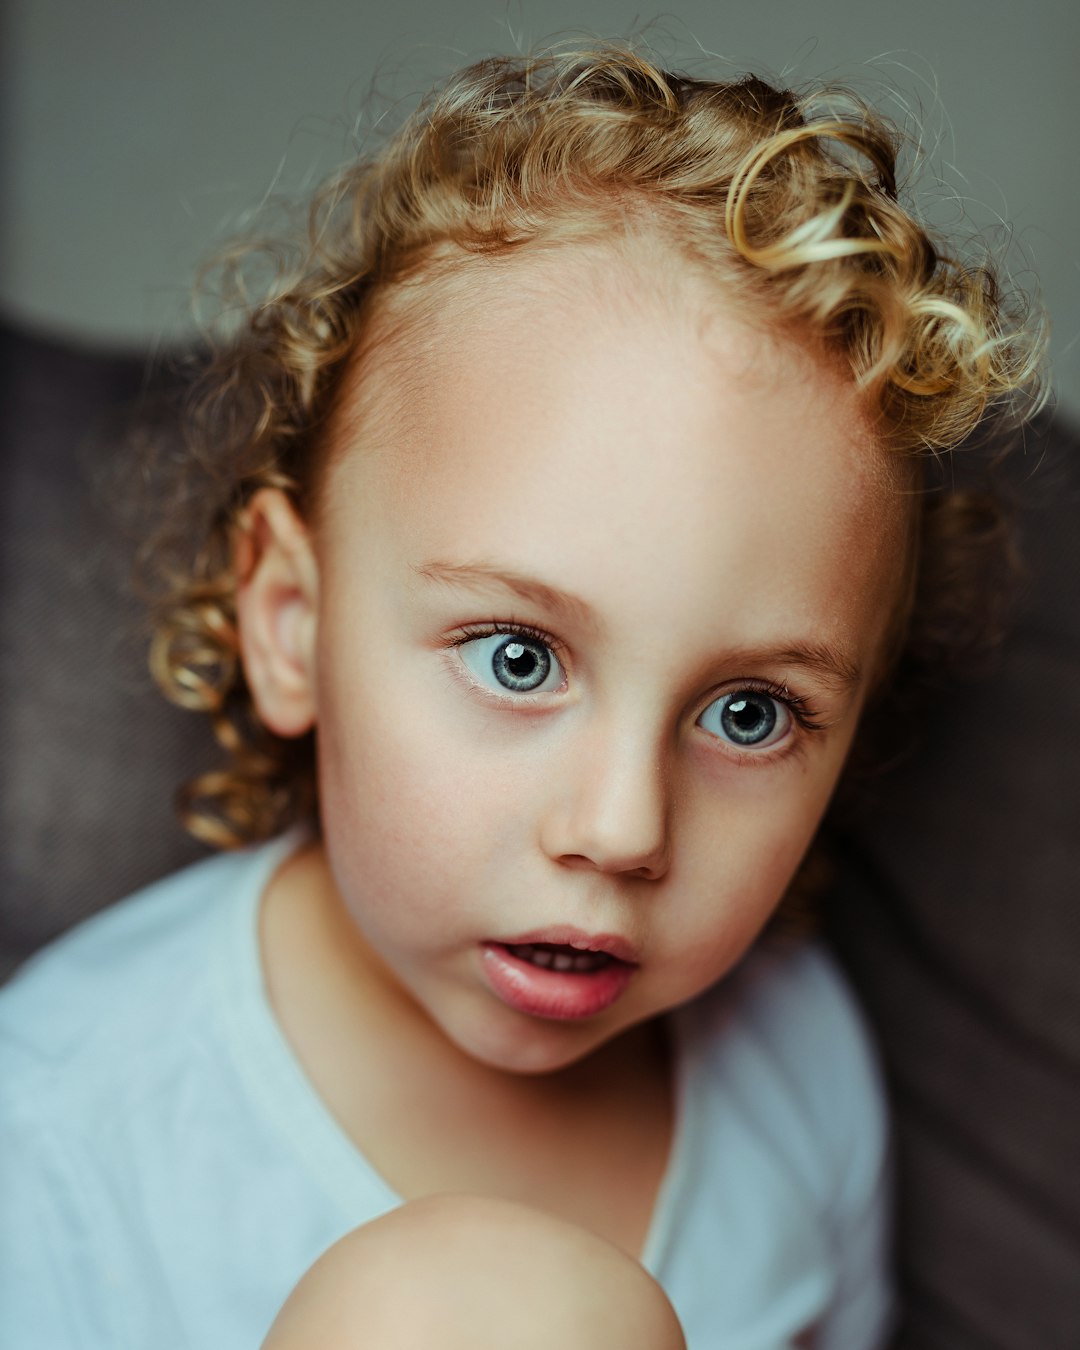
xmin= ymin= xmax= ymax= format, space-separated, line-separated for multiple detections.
xmin=494 ymin=637 xmax=550 ymax=691
xmin=722 ymin=693 xmax=776 ymax=745
xmin=504 ymin=642 xmax=532 ymax=675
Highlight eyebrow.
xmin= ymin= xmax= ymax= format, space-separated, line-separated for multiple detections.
xmin=412 ymin=560 xmax=598 ymax=632
xmin=735 ymin=643 xmax=862 ymax=694
xmin=412 ymin=559 xmax=862 ymax=692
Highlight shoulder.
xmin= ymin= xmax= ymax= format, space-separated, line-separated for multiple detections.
xmin=680 ymin=937 xmax=889 ymax=1217
xmin=733 ymin=937 xmax=882 ymax=1092
xmin=688 ymin=936 xmax=884 ymax=1094
xmin=656 ymin=942 xmax=895 ymax=1347
xmin=0 ymin=829 xmax=337 ymax=1350
xmin=0 ymin=834 xmax=299 ymax=1115
xmin=2 ymin=845 xmax=248 ymax=1048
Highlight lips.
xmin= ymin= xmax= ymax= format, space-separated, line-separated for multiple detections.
xmin=480 ymin=927 xmax=639 ymax=1021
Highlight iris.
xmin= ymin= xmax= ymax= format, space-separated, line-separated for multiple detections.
xmin=719 ymin=692 xmax=777 ymax=745
xmin=492 ymin=637 xmax=552 ymax=692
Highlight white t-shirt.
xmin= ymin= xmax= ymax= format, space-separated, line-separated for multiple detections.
xmin=0 ymin=832 xmax=895 ymax=1350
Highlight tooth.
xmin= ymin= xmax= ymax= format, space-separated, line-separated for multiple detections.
xmin=552 ymin=953 xmax=574 ymax=971
xmin=514 ymin=944 xmax=533 ymax=960
xmin=531 ymin=949 xmax=554 ymax=968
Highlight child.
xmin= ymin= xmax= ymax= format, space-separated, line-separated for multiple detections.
xmin=0 ymin=42 xmax=1040 ymax=1350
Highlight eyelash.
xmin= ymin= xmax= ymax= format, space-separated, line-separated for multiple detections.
xmin=443 ymin=621 xmax=829 ymax=741
xmin=446 ymin=620 xmax=568 ymax=663
xmin=716 ymin=679 xmax=829 ymax=736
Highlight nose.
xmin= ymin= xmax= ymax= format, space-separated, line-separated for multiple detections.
xmin=539 ymin=724 xmax=672 ymax=881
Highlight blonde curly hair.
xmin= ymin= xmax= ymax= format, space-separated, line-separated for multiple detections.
xmin=144 ymin=42 xmax=1043 ymax=851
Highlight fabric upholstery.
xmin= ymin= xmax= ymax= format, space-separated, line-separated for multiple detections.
xmin=0 ymin=321 xmax=210 ymax=980
xmin=826 ymin=409 xmax=1080 ymax=1347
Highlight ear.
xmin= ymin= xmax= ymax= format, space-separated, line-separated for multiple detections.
xmin=234 ymin=488 xmax=319 ymax=738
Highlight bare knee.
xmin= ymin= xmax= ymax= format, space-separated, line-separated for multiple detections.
xmin=261 ymin=1194 xmax=685 ymax=1350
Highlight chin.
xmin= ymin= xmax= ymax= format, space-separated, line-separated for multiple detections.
xmin=446 ymin=1008 xmax=611 ymax=1077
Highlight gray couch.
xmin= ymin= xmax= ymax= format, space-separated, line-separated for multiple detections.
xmin=2 ymin=318 xmax=1077 ymax=1348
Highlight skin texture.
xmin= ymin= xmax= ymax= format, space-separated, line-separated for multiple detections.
xmin=260 ymin=1194 xmax=687 ymax=1350
xmin=238 ymin=235 xmax=906 ymax=1080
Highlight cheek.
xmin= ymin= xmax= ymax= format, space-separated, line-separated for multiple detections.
xmin=313 ymin=641 xmax=525 ymax=924
xmin=668 ymin=755 xmax=847 ymax=972
xmin=319 ymin=713 xmax=474 ymax=877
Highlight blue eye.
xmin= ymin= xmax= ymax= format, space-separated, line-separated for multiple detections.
xmin=698 ymin=690 xmax=790 ymax=749
xmin=458 ymin=632 xmax=565 ymax=695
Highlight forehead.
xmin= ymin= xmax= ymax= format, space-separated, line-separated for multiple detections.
xmin=320 ymin=239 xmax=908 ymax=670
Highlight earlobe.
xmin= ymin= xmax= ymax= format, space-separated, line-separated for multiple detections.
xmin=234 ymin=488 xmax=319 ymax=738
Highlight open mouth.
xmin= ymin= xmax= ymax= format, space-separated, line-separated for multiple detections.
xmin=502 ymin=942 xmax=616 ymax=974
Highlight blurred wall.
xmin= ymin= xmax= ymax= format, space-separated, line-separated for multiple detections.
xmin=3 ymin=0 xmax=1077 ymax=416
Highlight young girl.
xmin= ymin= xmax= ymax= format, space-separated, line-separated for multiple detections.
xmin=0 ymin=42 xmax=1040 ymax=1350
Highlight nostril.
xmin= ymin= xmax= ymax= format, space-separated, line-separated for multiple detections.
xmin=555 ymin=853 xmax=603 ymax=872
xmin=539 ymin=750 xmax=672 ymax=878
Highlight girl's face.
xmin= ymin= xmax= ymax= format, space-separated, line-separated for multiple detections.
xmin=252 ymin=242 xmax=908 ymax=1075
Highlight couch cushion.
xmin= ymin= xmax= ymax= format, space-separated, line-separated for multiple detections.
xmin=826 ymin=408 xmax=1080 ymax=1348
xmin=0 ymin=321 xmax=211 ymax=980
